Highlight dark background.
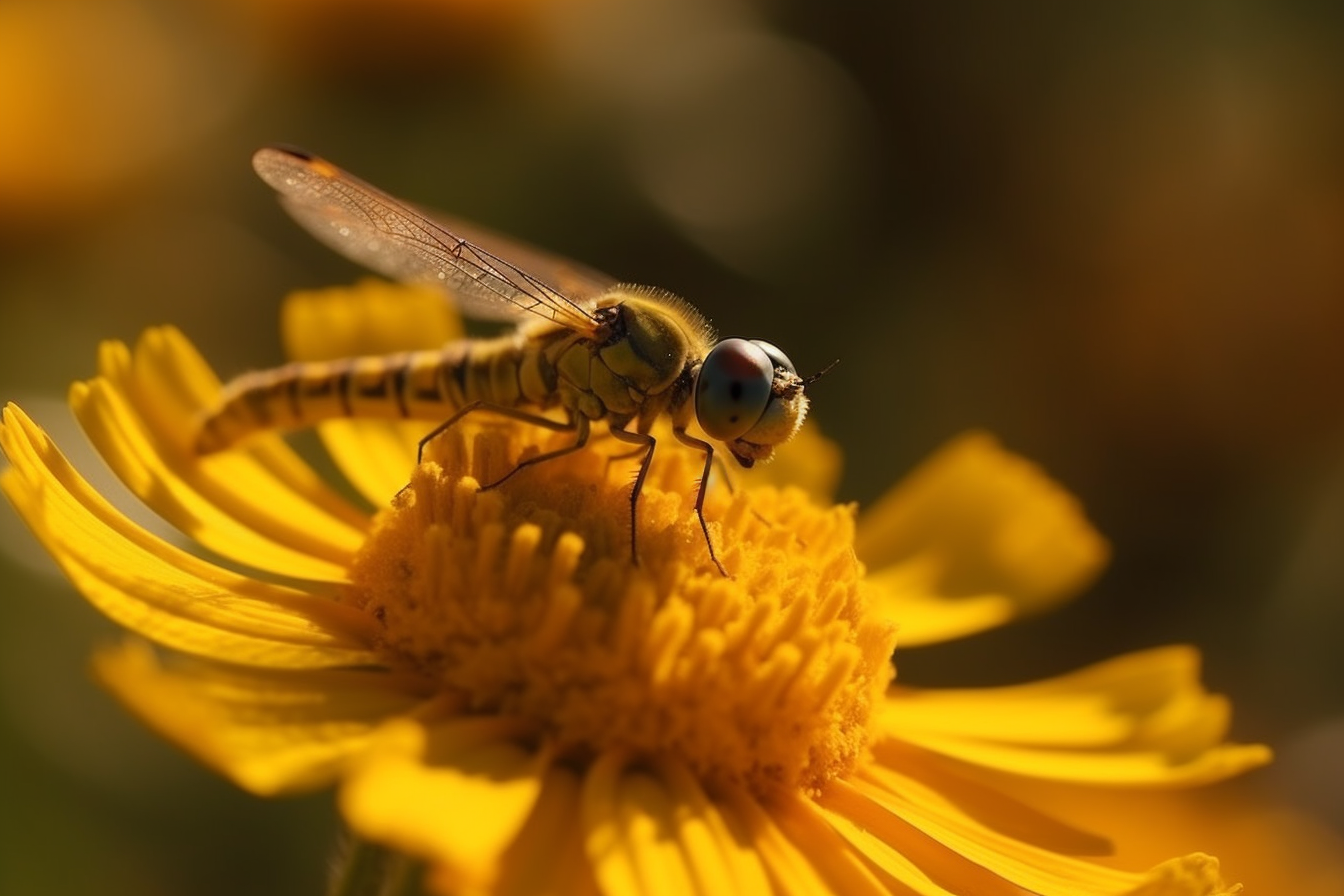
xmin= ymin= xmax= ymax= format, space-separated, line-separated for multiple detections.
xmin=2 ymin=1 xmax=1341 ymax=892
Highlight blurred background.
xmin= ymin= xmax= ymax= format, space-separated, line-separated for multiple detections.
xmin=1 ymin=0 xmax=1342 ymax=892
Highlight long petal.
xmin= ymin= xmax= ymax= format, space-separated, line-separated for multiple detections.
xmin=94 ymin=640 xmax=428 ymax=795
xmin=879 ymin=733 xmax=1271 ymax=788
xmin=825 ymin=774 xmax=1226 ymax=896
xmin=580 ymin=754 xmax=781 ymax=896
xmin=653 ymin=760 xmax=775 ymax=896
xmin=340 ymin=715 xmax=547 ymax=894
xmin=857 ymin=432 xmax=1108 ymax=645
xmin=756 ymin=790 xmax=894 ymax=896
xmin=715 ymin=788 xmax=845 ymax=896
xmin=283 ymin=281 xmax=461 ymax=505
xmin=582 ymin=751 xmax=698 ymax=896
xmin=71 ymin=328 xmax=370 ymax=581
xmin=873 ymin=647 xmax=1272 ymax=785
xmin=810 ymin=785 xmax=1010 ymax=896
xmin=857 ymin=740 xmax=1114 ymax=856
xmin=868 ymin=556 xmax=1017 ymax=646
xmin=2 ymin=404 xmax=379 ymax=666
xmin=492 ymin=766 xmax=604 ymax=896
xmin=851 ymin=771 xmax=1137 ymax=894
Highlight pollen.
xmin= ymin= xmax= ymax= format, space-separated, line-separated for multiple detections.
xmin=343 ymin=421 xmax=898 ymax=798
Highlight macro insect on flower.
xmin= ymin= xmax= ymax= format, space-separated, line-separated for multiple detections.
xmin=0 ymin=149 xmax=1273 ymax=896
xmin=199 ymin=146 xmax=820 ymax=575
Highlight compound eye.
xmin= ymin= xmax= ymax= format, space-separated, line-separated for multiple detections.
xmin=696 ymin=338 xmax=774 ymax=441
xmin=751 ymin=340 xmax=797 ymax=376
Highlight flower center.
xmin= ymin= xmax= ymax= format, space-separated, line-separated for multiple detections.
xmin=343 ymin=421 xmax=896 ymax=798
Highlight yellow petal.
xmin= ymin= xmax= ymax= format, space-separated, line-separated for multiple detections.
xmin=653 ymin=758 xmax=775 ymax=896
xmin=314 ymin=419 xmax=430 ymax=508
xmin=281 ymin=279 xmax=463 ymax=362
xmin=761 ymin=790 xmax=894 ymax=896
xmin=716 ymin=788 xmax=844 ymax=896
xmin=856 ymin=431 xmax=1108 ymax=644
xmin=2 ymin=404 xmax=379 ymax=666
xmin=867 ymin=556 xmax=1017 ymax=647
xmin=283 ymin=281 xmax=461 ymax=505
xmin=829 ymin=774 xmax=1238 ymax=896
xmin=94 ymin=640 xmax=428 ymax=795
xmin=879 ymin=730 xmax=1270 ymax=789
xmin=874 ymin=648 xmax=1271 ymax=786
xmin=582 ymin=751 xmax=698 ymax=896
xmin=989 ymin=777 xmax=1344 ymax=896
xmin=340 ymin=715 xmax=546 ymax=894
xmin=491 ymin=766 xmax=603 ymax=896
xmin=810 ymin=792 xmax=975 ymax=896
xmin=859 ymin=740 xmax=1113 ymax=857
xmin=71 ymin=329 xmax=370 ymax=581
xmin=877 ymin=646 xmax=1272 ymax=760
xmin=879 ymin=682 xmax=1140 ymax=750
xmin=580 ymin=754 xmax=778 ymax=896
xmin=836 ymin=771 xmax=1145 ymax=895
xmin=1128 ymin=855 xmax=1236 ymax=896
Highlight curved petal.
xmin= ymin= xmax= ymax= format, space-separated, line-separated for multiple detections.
xmin=491 ymin=766 xmax=604 ymax=896
xmin=984 ymin=776 xmax=1344 ymax=896
xmin=857 ymin=740 xmax=1114 ymax=856
xmin=654 ymin=759 xmax=775 ymax=896
xmin=283 ymin=281 xmax=461 ymax=505
xmin=873 ymin=649 xmax=1272 ymax=787
xmin=2 ymin=404 xmax=379 ymax=666
xmin=581 ymin=752 xmax=698 ymax=896
xmin=823 ymin=774 xmax=1229 ymax=896
xmin=94 ymin=640 xmax=428 ymax=795
xmin=340 ymin=715 xmax=547 ymax=894
xmin=282 ymin=279 xmax=463 ymax=362
xmin=880 ymin=733 xmax=1271 ymax=789
xmin=714 ymin=788 xmax=845 ymax=896
xmin=856 ymin=432 xmax=1108 ymax=645
xmin=748 ymin=790 xmax=893 ymax=896
xmin=809 ymin=791 xmax=979 ymax=896
xmin=580 ymin=754 xmax=778 ymax=896
xmin=71 ymin=329 xmax=370 ymax=581
xmin=867 ymin=557 xmax=1016 ymax=647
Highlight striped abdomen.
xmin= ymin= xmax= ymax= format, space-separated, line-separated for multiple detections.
xmin=195 ymin=333 xmax=560 ymax=453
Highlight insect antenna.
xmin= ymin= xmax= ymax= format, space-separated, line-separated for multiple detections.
xmin=801 ymin=359 xmax=840 ymax=388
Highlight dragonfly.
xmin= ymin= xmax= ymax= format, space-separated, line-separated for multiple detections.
xmin=197 ymin=146 xmax=821 ymax=575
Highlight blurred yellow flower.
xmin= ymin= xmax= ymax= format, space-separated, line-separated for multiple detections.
xmin=1 ymin=281 xmax=1270 ymax=895
xmin=0 ymin=0 xmax=247 ymax=225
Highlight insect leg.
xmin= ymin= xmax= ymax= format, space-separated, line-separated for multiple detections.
xmin=672 ymin=429 xmax=729 ymax=577
xmin=415 ymin=401 xmax=575 ymax=465
xmin=478 ymin=414 xmax=591 ymax=491
xmin=607 ymin=427 xmax=656 ymax=568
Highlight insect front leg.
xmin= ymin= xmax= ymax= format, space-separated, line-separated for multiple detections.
xmin=608 ymin=427 xmax=655 ymax=569
xmin=672 ymin=429 xmax=729 ymax=577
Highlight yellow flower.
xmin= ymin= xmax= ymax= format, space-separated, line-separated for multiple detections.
xmin=1 ymin=280 xmax=1270 ymax=896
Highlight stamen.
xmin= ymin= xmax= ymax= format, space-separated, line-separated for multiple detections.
xmin=344 ymin=422 xmax=897 ymax=797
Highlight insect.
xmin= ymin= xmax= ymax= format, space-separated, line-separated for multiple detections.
xmin=197 ymin=146 xmax=820 ymax=574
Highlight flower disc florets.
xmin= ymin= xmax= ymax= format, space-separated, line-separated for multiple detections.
xmin=344 ymin=422 xmax=897 ymax=798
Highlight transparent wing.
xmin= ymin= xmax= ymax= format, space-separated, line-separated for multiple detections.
xmin=252 ymin=146 xmax=607 ymax=331
xmin=425 ymin=209 xmax=617 ymax=304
